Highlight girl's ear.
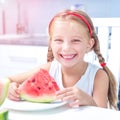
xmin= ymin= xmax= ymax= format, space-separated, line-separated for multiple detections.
xmin=86 ymin=38 xmax=95 ymax=52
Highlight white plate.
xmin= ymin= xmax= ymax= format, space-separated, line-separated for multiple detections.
xmin=2 ymin=99 xmax=67 ymax=111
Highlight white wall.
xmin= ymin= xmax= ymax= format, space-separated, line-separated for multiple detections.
xmin=1 ymin=0 xmax=120 ymax=34
xmin=0 ymin=45 xmax=48 ymax=78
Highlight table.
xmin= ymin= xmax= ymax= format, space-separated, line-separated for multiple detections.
xmin=1 ymin=99 xmax=120 ymax=120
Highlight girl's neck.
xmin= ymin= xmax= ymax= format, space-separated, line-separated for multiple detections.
xmin=61 ymin=61 xmax=88 ymax=75
xmin=61 ymin=62 xmax=88 ymax=87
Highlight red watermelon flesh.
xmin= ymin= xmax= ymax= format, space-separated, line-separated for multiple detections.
xmin=19 ymin=69 xmax=59 ymax=103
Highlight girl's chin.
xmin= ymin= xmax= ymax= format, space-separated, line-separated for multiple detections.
xmin=60 ymin=58 xmax=74 ymax=63
xmin=59 ymin=60 xmax=77 ymax=67
xmin=61 ymin=64 xmax=76 ymax=68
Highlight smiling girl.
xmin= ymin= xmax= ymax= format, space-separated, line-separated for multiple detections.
xmin=7 ymin=9 xmax=117 ymax=109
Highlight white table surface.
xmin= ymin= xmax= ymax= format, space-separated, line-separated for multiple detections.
xmin=1 ymin=99 xmax=120 ymax=120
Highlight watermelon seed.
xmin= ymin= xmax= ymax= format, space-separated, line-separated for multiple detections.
xmin=37 ymin=86 xmax=41 ymax=90
xmin=32 ymin=79 xmax=35 ymax=82
xmin=49 ymin=87 xmax=52 ymax=90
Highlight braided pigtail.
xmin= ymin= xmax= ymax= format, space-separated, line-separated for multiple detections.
xmin=92 ymin=31 xmax=117 ymax=109
xmin=47 ymin=45 xmax=54 ymax=62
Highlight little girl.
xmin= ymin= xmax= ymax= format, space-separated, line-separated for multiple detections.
xmin=7 ymin=9 xmax=117 ymax=109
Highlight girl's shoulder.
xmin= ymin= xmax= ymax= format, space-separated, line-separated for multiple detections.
xmin=91 ymin=63 xmax=109 ymax=85
xmin=87 ymin=62 xmax=101 ymax=74
xmin=86 ymin=62 xmax=107 ymax=80
xmin=39 ymin=62 xmax=52 ymax=71
xmin=88 ymin=63 xmax=107 ymax=77
xmin=40 ymin=60 xmax=59 ymax=72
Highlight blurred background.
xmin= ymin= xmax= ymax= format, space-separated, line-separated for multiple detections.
xmin=0 ymin=0 xmax=120 ymax=107
xmin=0 ymin=0 xmax=120 ymax=34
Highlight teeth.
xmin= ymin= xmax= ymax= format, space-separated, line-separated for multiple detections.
xmin=62 ymin=55 xmax=75 ymax=59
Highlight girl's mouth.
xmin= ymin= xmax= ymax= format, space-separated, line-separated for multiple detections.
xmin=60 ymin=54 xmax=77 ymax=60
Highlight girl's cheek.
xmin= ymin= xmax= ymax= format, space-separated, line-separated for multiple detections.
xmin=51 ymin=44 xmax=59 ymax=50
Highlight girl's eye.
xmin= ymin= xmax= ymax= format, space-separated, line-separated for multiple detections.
xmin=72 ymin=39 xmax=81 ymax=43
xmin=53 ymin=39 xmax=63 ymax=43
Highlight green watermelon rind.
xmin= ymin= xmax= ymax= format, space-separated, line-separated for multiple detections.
xmin=20 ymin=93 xmax=55 ymax=103
xmin=0 ymin=78 xmax=10 ymax=105
xmin=0 ymin=109 xmax=9 ymax=120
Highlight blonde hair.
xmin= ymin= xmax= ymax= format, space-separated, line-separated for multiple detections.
xmin=47 ymin=9 xmax=117 ymax=109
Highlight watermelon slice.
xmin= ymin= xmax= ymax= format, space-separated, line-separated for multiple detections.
xmin=19 ymin=69 xmax=59 ymax=103
xmin=0 ymin=78 xmax=10 ymax=105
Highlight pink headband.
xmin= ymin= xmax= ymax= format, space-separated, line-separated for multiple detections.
xmin=49 ymin=12 xmax=93 ymax=37
xmin=66 ymin=12 xmax=92 ymax=37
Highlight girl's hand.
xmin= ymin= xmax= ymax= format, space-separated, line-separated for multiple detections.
xmin=56 ymin=86 xmax=96 ymax=107
xmin=7 ymin=82 xmax=21 ymax=101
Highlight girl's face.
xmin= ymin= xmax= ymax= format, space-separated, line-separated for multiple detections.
xmin=50 ymin=19 xmax=94 ymax=68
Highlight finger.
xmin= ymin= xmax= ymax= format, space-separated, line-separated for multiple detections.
xmin=8 ymin=86 xmax=20 ymax=100
xmin=56 ymin=87 xmax=73 ymax=95
xmin=69 ymin=99 xmax=80 ymax=107
xmin=56 ymin=91 xmax=74 ymax=101
xmin=7 ymin=94 xmax=21 ymax=101
xmin=9 ymin=87 xmax=20 ymax=97
xmin=62 ymin=94 xmax=75 ymax=101
xmin=7 ymin=90 xmax=20 ymax=100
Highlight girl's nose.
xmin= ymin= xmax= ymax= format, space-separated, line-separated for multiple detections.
xmin=62 ymin=42 xmax=71 ymax=52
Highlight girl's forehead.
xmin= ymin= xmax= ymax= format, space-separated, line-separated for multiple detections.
xmin=53 ymin=19 xmax=79 ymax=25
xmin=53 ymin=19 xmax=84 ymax=30
xmin=51 ymin=19 xmax=89 ymax=39
xmin=52 ymin=19 xmax=87 ymax=32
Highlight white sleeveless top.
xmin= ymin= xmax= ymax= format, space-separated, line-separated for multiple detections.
xmin=49 ymin=60 xmax=100 ymax=96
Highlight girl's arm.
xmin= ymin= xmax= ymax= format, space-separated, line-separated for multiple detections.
xmin=56 ymin=69 xmax=109 ymax=108
xmin=92 ymin=69 xmax=109 ymax=108
xmin=7 ymin=62 xmax=51 ymax=84
xmin=7 ymin=62 xmax=51 ymax=101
